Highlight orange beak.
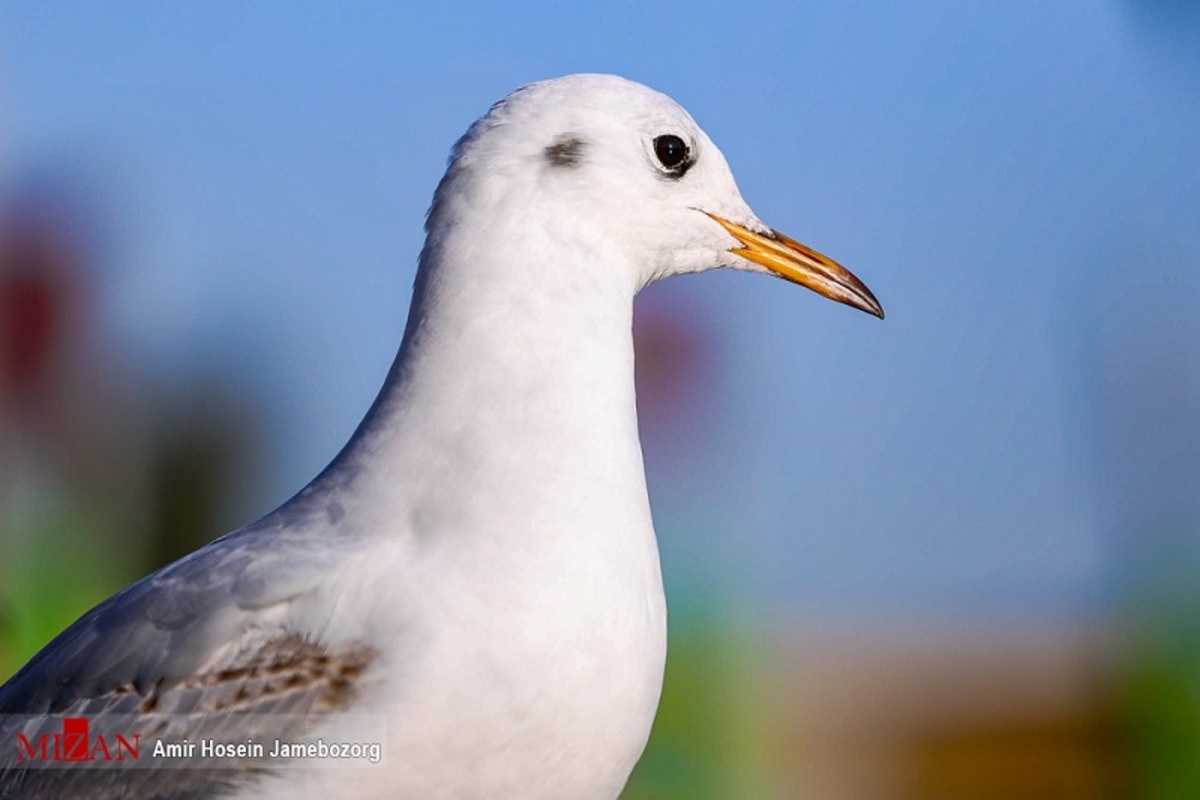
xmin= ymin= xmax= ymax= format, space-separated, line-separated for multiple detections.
xmin=707 ymin=213 xmax=883 ymax=319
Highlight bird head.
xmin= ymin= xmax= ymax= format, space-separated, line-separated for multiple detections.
xmin=423 ymin=73 xmax=882 ymax=319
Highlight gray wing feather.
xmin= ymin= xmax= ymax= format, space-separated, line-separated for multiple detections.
xmin=0 ymin=516 xmax=375 ymax=799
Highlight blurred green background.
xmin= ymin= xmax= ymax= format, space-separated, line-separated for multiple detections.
xmin=2 ymin=2 xmax=1198 ymax=797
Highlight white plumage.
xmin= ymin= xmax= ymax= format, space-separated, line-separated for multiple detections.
xmin=0 ymin=74 xmax=880 ymax=800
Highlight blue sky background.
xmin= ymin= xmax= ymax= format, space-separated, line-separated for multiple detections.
xmin=2 ymin=1 xmax=1197 ymax=619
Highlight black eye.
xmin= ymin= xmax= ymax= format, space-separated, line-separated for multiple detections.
xmin=653 ymin=134 xmax=690 ymax=172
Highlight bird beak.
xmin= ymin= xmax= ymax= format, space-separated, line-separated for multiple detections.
xmin=707 ymin=213 xmax=884 ymax=319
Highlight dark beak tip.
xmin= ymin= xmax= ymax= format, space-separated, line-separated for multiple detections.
xmin=850 ymin=287 xmax=884 ymax=320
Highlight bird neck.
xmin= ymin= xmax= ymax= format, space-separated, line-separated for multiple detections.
xmin=316 ymin=224 xmax=651 ymax=537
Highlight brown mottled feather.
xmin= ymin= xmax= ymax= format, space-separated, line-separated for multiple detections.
xmin=1 ymin=634 xmax=374 ymax=799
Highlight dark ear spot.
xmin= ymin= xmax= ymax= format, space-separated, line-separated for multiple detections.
xmin=544 ymin=134 xmax=586 ymax=168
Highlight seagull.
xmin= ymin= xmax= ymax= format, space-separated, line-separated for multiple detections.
xmin=0 ymin=74 xmax=881 ymax=799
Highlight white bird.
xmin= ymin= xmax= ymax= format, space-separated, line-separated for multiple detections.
xmin=0 ymin=74 xmax=881 ymax=799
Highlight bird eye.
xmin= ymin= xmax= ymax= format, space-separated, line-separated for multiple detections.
xmin=653 ymin=135 xmax=690 ymax=173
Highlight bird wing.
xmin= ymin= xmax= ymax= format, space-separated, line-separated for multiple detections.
xmin=0 ymin=519 xmax=376 ymax=799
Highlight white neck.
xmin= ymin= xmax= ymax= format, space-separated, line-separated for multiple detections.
xmin=309 ymin=204 xmax=652 ymax=549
